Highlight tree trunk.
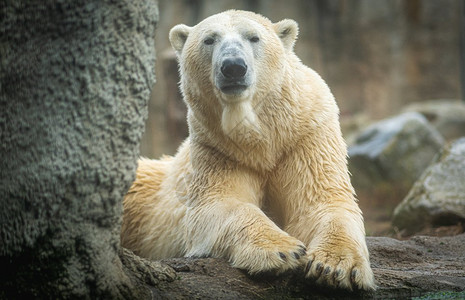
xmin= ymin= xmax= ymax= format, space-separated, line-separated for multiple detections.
xmin=0 ymin=0 xmax=159 ymax=298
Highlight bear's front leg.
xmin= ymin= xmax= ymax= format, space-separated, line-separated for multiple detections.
xmin=301 ymin=206 xmax=375 ymax=291
xmin=268 ymin=129 xmax=375 ymax=291
xmin=183 ymin=146 xmax=306 ymax=275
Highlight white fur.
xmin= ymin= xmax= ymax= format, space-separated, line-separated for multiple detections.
xmin=221 ymin=101 xmax=259 ymax=137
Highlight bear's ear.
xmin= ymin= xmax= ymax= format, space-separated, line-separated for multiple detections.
xmin=273 ymin=19 xmax=299 ymax=51
xmin=169 ymin=24 xmax=192 ymax=55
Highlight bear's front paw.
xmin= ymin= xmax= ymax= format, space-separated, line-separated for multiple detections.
xmin=305 ymin=243 xmax=375 ymax=291
xmin=230 ymin=229 xmax=307 ymax=275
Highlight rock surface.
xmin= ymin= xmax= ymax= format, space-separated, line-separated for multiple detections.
xmin=132 ymin=234 xmax=465 ymax=299
xmin=348 ymin=112 xmax=445 ymax=208
xmin=392 ymin=138 xmax=465 ymax=235
xmin=0 ymin=0 xmax=158 ymax=298
xmin=404 ymin=100 xmax=465 ymax=141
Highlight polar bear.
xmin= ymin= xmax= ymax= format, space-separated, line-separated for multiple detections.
xmin=121 ymin=10 xmax=375 ymax=291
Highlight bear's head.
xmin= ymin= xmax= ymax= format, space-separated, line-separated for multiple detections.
xmin=169 ymin=10 xmax=298 ymax=134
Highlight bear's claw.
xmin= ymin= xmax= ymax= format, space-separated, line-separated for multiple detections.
xmin=305 ymin=249 xmax=376 ymax=291
xmin=231 ymin=232 xmax=307 ymax=275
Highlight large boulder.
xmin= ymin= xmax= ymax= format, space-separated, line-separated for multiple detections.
xmin=392 ymin=138 xmax=465 ymax=235
xmin=0 ymin=0 xmax=159 ymax=298
xmin=348 ymin=112 xmax=445 ymax=207
xmin=404 ymin=100 xmax=465 ymax=141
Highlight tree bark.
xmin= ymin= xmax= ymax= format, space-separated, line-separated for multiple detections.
xmin=0 ymin=1 xmax=159 ymax=298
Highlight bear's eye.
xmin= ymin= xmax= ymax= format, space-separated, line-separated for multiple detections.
xmin=249 ymin=36 xmax=260 ymax=43
xmin=204 ymin=37 xmax=215 ymax=45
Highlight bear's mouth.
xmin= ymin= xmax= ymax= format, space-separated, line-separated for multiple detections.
xmin=220 ymin=84 xmax=248 ymax=95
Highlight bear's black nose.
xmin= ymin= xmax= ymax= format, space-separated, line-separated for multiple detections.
xmin=221 ymin=58 xmax=247 ymax=79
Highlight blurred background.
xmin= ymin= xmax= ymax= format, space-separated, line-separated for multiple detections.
xmin=140 ymin=0 xmax=465 ymax=236
xmin=141 ymin=0 xmax=463 ymax=157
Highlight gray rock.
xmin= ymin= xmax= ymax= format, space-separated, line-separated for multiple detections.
xmin=392 ymin=138 xmax=465 ymax=235
xmin=404 ymin=100 xmax=465 ymax=141
xmin=0 ymin=0 xmax=158 ymax=298
xmin=348 ymin=112 xmax=445 ymax=206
